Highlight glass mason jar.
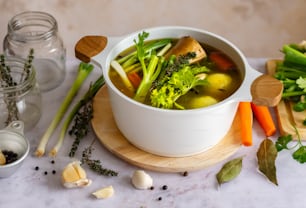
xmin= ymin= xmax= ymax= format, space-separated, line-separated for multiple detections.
xmin=3 ymin=11 xmax=66 ymax=92
xmin=0 ymin=56 xmax=42 ymax=131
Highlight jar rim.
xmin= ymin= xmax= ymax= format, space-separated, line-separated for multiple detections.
xmin=7 ymin=11 xmax=58 ymax=41
xmin=0 ymin=56 xmax=37 ymax=96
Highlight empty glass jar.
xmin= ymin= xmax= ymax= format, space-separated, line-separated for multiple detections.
xmin=0 ymin=56 xmax=41 ymax=131
xmin=3 ymin=11 xmax=66 ymax=92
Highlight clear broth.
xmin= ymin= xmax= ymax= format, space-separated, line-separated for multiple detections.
xmin=109 ymin=39 xmax=242 ymax=109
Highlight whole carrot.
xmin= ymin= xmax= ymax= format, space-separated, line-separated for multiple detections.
xmin=251 ymin=103 xmax=276 ymax=137
xmin=238 ymin=102 xmax=253 ymax=146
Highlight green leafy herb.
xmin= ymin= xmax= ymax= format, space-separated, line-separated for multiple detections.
xmin=275 ymin=125 xmax=306 ymax=163
xmin=275 ymin=134 xmax=293 ymax=151
xmin=257 ymin=138 xmax=278 ymax=186
xmin=216 ymin=157 xmax=243 ymax=186
xmin=293 ymin=146 xmax=306 ymax=163
xmin=81 ymin=142 xmax=118 ymax=177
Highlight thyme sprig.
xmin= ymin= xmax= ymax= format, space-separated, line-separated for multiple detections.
xmin=81 ymin=141 xmax=118 ymax=176
xmin=0 ymin=49 xmax=34 ymax=125
xmin=68 ymin=102 xmax=93 ymax=157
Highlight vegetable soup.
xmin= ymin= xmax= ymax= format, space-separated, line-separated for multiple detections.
xmin=109 ymin=32 xmax=242 ymax=110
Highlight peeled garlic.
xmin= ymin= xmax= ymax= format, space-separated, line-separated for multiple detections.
xmin=131 ymin=170 xmax=153 ymax=190
xmin=61 ymin=161 xmax=92 ymax=188
xmin=0 ymin=150 xmax=6 ymax=165
xmin=92 ymin=185 xmax=114 ymax=199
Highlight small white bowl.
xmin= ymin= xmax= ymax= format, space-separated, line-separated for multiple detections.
xmin=0 ymin=121 xmax=29 ymax=178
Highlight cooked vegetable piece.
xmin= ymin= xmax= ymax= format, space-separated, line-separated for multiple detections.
xmin=127 ymin=71 xmax=142 ymax=88
xmin=203 ymin=73 xmax=233 ymax=98
xmin=165 ymin=36 xmax=207 ymax=63
xmin=238 ymin=102 xmax=252 ymax=146
xmin=209 ymin=51 xmax=235 ymax=71
xmin=111 ymin=60 xmax=135 ymax=92
xmin=251 ymin=103 xmax=276 ymax=137
xmin=184 ymin=95 xmax=218 ymax=109
xmin=150 ymin=65 xmax=210 ymax=109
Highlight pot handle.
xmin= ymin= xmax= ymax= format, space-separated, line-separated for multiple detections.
xmin=75 ymin=36 xmax=108 ymax=63
xmin=250 ymin=73 xmax=283 ymax=106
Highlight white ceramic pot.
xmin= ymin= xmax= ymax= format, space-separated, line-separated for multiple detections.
xmin=76 ymin=26 xmax=278 ymax=157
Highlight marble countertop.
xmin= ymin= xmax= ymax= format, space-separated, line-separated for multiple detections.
xmin=0 ymin=58 xmax=305 ymax=208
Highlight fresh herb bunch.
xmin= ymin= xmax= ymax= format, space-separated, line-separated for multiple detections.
xmin=81 ymin=145 xmax=118 ymax=176
xmin=0 ymin=49 xmax=34 ymax=125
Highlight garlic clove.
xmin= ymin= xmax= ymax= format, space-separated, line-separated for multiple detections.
xmin=61 ymin=161 xmax=91 ymax=188
xmin=63 ymin=178 xmax=92 ymax=189
xmin=0 ymin=150 xmax=6 ymax=165
xmin=92 ymin=185 xmax=114 ymax=199
xmin=131 ymin=170 xmax=153 ymax=190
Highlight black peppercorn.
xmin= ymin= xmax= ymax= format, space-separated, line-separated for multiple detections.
xmin=44 ymin=171 xmax=48 ymax=175
xmin=182 ymin=171 xmax=188 ymax=177
xmin=34 ymin=166 xmax=39 ymax=171
xmin=157 ymin=197 xmax=162 ymax=201
xmin=162 ymin=185 xmax=168 ymax=190
xmin=52 ymin=170 xmax=56 ymax=174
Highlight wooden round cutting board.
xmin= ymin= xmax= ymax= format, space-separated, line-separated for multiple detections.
xmin=91 ymin=86 xmax=242 ymax=173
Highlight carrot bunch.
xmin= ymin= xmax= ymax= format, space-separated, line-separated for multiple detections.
xmin=238 ymin=102 xmax=276 ymax=146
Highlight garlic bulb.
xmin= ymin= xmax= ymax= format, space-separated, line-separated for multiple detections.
xmin=61 ymin=161 xmax=92 ymax=188
xmin=131 ymin=170 xmax=153 ymax=189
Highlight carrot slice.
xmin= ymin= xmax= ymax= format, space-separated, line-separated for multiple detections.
xmin=127 ymin=72 xmax=142 ymax=88
xmin=209 ymin=52 xmax=235 ymax=71
xmin=251 ymin=103 xmax=276 ymax=137
xmin=238 ymin=102 xmax=253 ymax=146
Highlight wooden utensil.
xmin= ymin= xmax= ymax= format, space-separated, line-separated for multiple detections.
xmin=75 ymin=35 xmax=283 ymax=107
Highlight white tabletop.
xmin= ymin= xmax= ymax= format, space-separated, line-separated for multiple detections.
xmin=0 ymin=58 xmax=304 ymax=208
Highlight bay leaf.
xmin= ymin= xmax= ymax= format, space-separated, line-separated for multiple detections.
xmin=257 ymin=138 xmax=278 ymax=185
xmin=216 ymin=157 xmax=243 ymax=185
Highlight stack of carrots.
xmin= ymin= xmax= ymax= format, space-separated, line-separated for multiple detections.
xmin=238 ymin=102 xmax=276 ymax=146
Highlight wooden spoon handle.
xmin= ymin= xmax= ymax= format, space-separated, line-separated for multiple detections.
xmin=251 ymin=74 xmax=283 ymax=107
xmin=75 ymin=36 xmax=108 ymax=63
